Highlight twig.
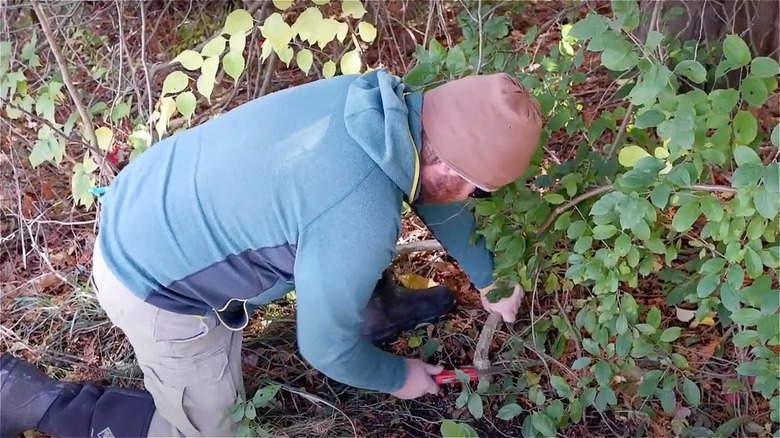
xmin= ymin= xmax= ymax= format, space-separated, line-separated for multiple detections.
xmin=394 ymin=239 xmax=443 ymax=254
xmin=30 ymin=1 xmax=98 ymax=152
xmin=258 ymin=51 xmax=277 ymax=98
xmin=604 ymin=102 xmax=633 ymax=161
xmin=536 ymin=183 xmax=736 ymax=236
xmin=538 ymin=184 xmax=614 ymax=235
xmin=473 ymin=311 xmax=502 ymax=370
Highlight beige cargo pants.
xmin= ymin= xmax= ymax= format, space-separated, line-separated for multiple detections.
xmin=91 ymin=239 xmax=245 ymax=437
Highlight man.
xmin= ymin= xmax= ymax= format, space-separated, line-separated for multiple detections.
xmin=1 ymin=68 xmax=542 ymax=437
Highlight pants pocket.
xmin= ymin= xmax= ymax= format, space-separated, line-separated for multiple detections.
xmin=139 ymin=346 xmax=239 ymax=437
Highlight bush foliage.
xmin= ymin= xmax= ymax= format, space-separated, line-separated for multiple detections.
xmin=2 ymin=0 xmax=778 ymax=437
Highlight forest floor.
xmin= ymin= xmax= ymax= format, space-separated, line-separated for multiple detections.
xmin=1 ymin=1 xmax=778 ymax=437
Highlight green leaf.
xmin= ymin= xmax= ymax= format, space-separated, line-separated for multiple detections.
xmin=635 ymin=108 xmax=666 ymax=128
xmin=660 ymin=326 xmax=682 ymax=342
xmin=162 ymin=71 xmax=189 ymax=95
xmin=550 ymin=375 xmax=572 ymax=397
xmin=340 ymin=49 xmax=362 ymax=75
xmin=440 ymin=420 xmax=474 ymax=438
xmin=696 ymin=275 xmax=720 ymax=298
xmin=644 ymin=30 xmax=664 ymax=51
xmin=272 ymin=0 xmax=292 ymax=9
xmin=736 ymin=360 xmax=768 ymax=376
xmin=745 ymin=247 xmax=764 ymax=278
xmin=296 ymin=49 xmax=313 ymax=74
xmin=531 ymin=412 xmax=557 ymax=437
xmin=709 ymin=89 xmax=740 ymax=113
xmin=732 ymin=163 xmax=764 ymax=188
xmin=445 ymin=45 xmax=468 ymax=73
xmin=544 ymin=193 xmax=566 ymax=205
xmin=594 ymin=387 xmax=617 ymax=412
xmin=467 ymin=393 xmax=483 ymax=420
xmin=672 ymin=200 xmax=700 ymax=232
xmin=730 ymin=308 xmax=762 ymax=326
xmin=223 ymin=9 xmax=254 ymax=36
xmin=618 ymin=145 xmax=650 ymax=168
xmin=674 ymin=60 xmax=707 ymax=84
xmin=699 ymin=197 xmax=724 ymax=222
xmin=733 ymin=110 xmax=758 ymax=145
xmin=174 ymin=50 xmax=203 ymax=70
xmin=567 ymin=221 xmax=588 ymax=239
xmin=568 ymin=13 xmax=609 ymax=40
xmin=222 ymin=51 xmax=245 ymax=83
xmin=741 ymin=75 xmax=769 ymax=107
xmin=629 ymin=64 xmax=671 ymax=105
xmin=593 ymin=224 xmax=618 ymax=240
xmin=601 ymin=40 xmax=638 ymax=71
xmin=497 ymin=403 xmax=522 ymax=421
xmin=733 ymin=330 xmax=759 ymax=347
xmin=764 ymin=163 xmax=780 ymax=193
xmin=647 ymin=306 xmax=662 ymax=327
xmin=750 ymin=56 xmax=780 ymax=78
xmin=723 ymin=34 xmax=752 ymax=66
xmin=651 ymin=184 xmax=671 ymax=209
xmin=592 ymin=360 xmax=612 ymax=386
xmin=753 ymin=185 xmax=779 ymax=220
xmin=175 ymin=91 xmax=197 ymax=121
xmin=572 ymin=357 xmax=591 ymax=370
xmin=682 ymin=378 xmax=701 ymax=407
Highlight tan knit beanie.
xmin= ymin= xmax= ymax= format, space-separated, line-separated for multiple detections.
xmin=421 ymin=73 xmax=543 ymax=191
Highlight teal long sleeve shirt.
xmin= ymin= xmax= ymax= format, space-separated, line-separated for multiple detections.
xmin=96 ymin=69 xmax=494 ymax=393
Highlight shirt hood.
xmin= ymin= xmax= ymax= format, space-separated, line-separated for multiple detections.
xmin=343 ymin=69 xmax=423 ymax=203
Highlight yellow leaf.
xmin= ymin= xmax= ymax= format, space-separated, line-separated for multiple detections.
xmin=222 ymin=9 xmax=254 ymax=37
xmin=292 ymin=7 xmax=323 ymax=44
xmin=618 ymin=145 xmax=650 ymax=168
xmin=311 ymin=0 xmax=330 ymax=4
xmin=397 ymin=273 xmax=438 ymax=289
xmin=276 ymin=45 xmax=294 ymax=66
xmin=322 ymin=60 xmax=336 ymax=77
xmin=95 ymin=126 xmax=113 ymax=151
xmin=260 ymin=13 xmax=295 ymax=50
xmin=296 ymin=49 xmax=313 ymax=74
xmin=340 ymin=49 xmax=361 ymax=75
xmin=342 ymin=0 xmax=367 ymax=19
xmin=314 ymin=18 xmax=340 ymax=48
xmin=357 ymin=22 xmax=377 ymax=43
xmin=699 ymin=316 xmax=716 ymax=326
xmin=654 ymin=146 xmax=669 ymax=159
xmin=272 ymin=0 xmax=293 ymax=10
xmin=336 ymin=21 xmax=349 ymax=42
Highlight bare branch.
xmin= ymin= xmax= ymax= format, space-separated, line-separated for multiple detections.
xmin=30 ymin=1 xmax=98 ymax=152
xmin=538 ymin=184 xmax=614 ymax=235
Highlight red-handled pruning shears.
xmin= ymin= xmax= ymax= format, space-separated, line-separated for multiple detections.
xmin=434 ymin=366 xmax=506 ymax=385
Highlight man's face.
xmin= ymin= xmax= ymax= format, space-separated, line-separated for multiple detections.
xmin=417 ymin=161 xmax=493 ymax=204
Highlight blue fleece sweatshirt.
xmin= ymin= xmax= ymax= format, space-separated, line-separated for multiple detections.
xmin=96 ymin=69 xmax=495 ymax=393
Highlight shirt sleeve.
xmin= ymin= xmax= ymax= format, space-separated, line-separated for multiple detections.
xmin=292 ymin=196 xmax=408 ymax=394
xmin=411 ymin=201 xmax=495 ymax=288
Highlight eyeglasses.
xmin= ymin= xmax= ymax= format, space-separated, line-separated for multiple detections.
xmin=469 ymin=187 xmax=492 ymax=199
